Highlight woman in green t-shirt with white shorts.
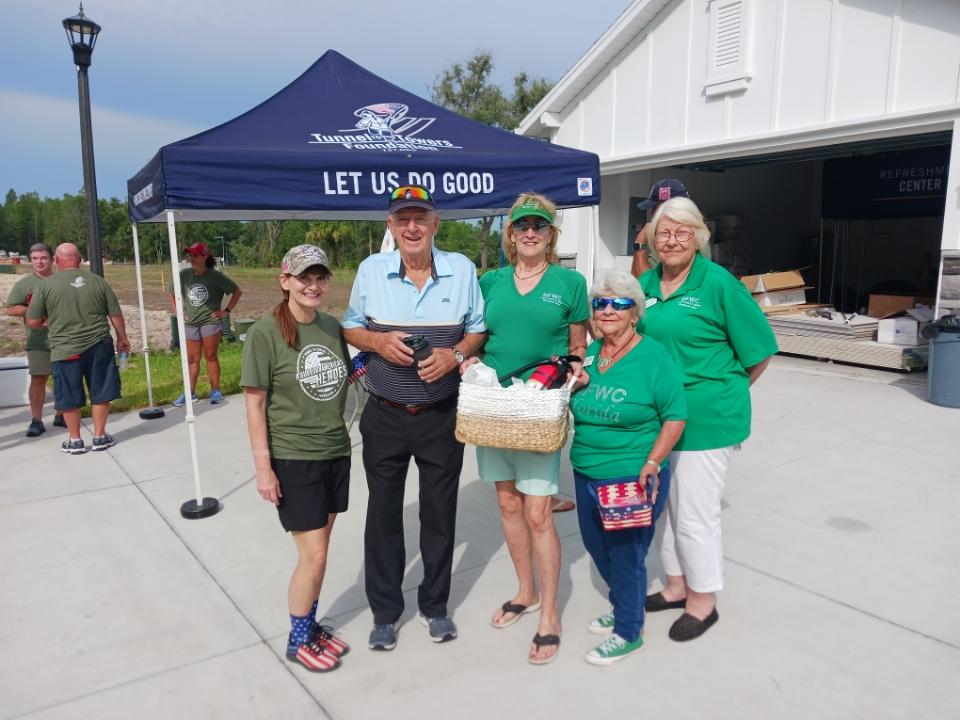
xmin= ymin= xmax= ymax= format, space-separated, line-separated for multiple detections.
xmin=463 ymin=193 xmax=590 ymax=665
xmin=241 ymin=244 xmax=352 ymax=674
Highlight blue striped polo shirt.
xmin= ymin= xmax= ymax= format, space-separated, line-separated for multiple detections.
xmin=343 ymin=247 xmax=486 ymax=404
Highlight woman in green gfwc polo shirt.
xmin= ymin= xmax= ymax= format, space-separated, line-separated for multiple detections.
xmin=639 ymin=197 xmax=778 ymax=643
xmin=241 ymin=245 xmax=351 ymax=674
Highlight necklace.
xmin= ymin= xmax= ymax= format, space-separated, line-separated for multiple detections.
xmin=514 ymin=263 xmax=547 ymax=280
xmin=597 ymin=333 xmax=638 ymax=369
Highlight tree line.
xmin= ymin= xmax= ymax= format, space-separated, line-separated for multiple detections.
xmin=0 ymin=53 xmax=548 ymax=270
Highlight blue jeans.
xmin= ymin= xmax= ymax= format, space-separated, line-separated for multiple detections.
xmin=574 ymin=467 xmax=671 ymax=642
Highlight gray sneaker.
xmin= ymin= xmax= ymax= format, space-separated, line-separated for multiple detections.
xmin=91 ymin=434 xmax=116 ymax=451
xmin=418 ymin=613 xmax=457 ymax=643
xmin=60 ymin=438 xmax=86 ymax=455
xmin=368 ymin=623 xmax=397 ymax=651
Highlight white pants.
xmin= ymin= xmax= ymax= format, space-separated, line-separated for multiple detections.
xmin=658 ymin=447 xmax=733 ymax=593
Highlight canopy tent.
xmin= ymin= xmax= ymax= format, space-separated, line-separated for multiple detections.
xmin=128 ymin=49 xmax=600 ymax=222
xmin=125 ymin=49 xmax=602 ymax=518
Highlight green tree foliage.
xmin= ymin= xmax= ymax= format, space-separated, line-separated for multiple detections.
xmin=431 ymin=52 xmax=553 ymax=269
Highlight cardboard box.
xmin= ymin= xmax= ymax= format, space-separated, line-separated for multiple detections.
xmin=755 ymin=287 xmax=809 ymax=308
xmin=876 ymin=307 xmax=933 ymax=346
xmin=740 ymin=269 xmax=810 ymax=308
xmin=867 ymin=294 xmax=934 ymax=318
xmin=740 ymin=270 xmax=805 ymax=293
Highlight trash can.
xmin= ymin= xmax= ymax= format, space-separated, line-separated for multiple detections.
xmin=922 ymin=315 xmax=960 ymax=408
xmin=234 ymin=318 xmax=255 ymax=341
xmin=221 ymin=315 xmax=237 ymax=343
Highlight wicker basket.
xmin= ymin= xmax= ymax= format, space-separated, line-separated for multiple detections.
xmin=455 ymin=382 xmax=570 ymax=453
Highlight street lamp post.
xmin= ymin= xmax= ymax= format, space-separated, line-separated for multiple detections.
xmin=62 ymin=4 xmax=103 ymax=277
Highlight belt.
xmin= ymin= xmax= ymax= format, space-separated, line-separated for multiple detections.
xmin=370 ymin=393 xmax=452 ymax=416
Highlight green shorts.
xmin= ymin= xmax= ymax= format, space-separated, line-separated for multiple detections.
xmin=27 ymin=349 xmax=52 ymax=376
xmin=476 ymin=446 xmax=560 ymax=496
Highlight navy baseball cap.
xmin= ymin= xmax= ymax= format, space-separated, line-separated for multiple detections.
xmin=636 ymin=178 xmax=690 ymax=210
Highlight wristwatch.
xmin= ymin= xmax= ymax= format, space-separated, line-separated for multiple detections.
xmin=453 ymin=347 xmax=465 ymax=365
xmin=633 ymin=242 xmax=647 ymax=252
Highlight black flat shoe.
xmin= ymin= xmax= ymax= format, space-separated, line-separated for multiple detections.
xmin=668 ymin=608 xmax=719 ymax=642
xmin=645 ymin=592 xmax=686 ymax=612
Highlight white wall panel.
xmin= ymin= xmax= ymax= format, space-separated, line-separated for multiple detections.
xmin=579 ymin=68 xmax=617 ymax=157
xmin=611 ymin=35 xmax=653 ymax=158
xmin=685 ymin=0 xmax=727 ymax=144
xmin=727 ymin=0 xmax=784 ymax=138
xmin=553 ymin=102 xmax=583 ymax=149
xmin=895 ymin=0 xmax=960 ymax=111
xmin=832 ymin=0 xmax=894 ymax=121
xmin=647 ymin=0 xmax=692 ymax=149
xmin=776 ymin=0 xmax=834 ymax=130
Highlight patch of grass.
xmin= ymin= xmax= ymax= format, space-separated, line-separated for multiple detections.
xmin=110 ymin=342 xmax=244 ymax=413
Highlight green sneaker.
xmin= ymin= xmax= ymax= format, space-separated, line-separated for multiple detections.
xmin=585 ymin=633 xmax=643 ymax=666
xmin=587 ymin=610 xmax=615 ymax=635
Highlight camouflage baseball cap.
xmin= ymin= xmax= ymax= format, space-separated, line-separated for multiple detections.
xmin=281 ymin=244 xmax=331 ymax=276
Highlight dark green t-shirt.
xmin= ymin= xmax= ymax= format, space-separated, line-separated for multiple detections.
xmin=5 ymin=273 xmax=49 ymax=351
xmin=639 ymin=253 xmax=778 ymax=451
xmin=26 ymin=269 xmax=122 ymax=361
xmin=170 ymin=268 xmax=239 ymax=326
xmin=240 ymin=312 xmax=351 ymax=460
xmin=571 ymin=335 xmax=687 ymax=479
xmin=479 ymin=264 xmax=589 ymax=385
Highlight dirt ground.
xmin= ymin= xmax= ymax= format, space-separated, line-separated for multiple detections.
xmin=0 ymin=263 xmax=353 ymax=356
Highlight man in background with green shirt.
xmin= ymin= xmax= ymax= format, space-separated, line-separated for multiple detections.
xmin=27 ymin=243 xmax=131 ymax=455
xmin=4 ymin=243 xmax=64 ymax=437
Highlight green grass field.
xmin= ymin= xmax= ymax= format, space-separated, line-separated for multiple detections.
xmin=111 ymin=342 xmax=245 ymax=414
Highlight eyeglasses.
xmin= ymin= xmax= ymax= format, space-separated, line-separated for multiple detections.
xmin=654 ymin=229 xmax=695 ymax=245
xmin=591 ymin=297 xmax=637 ymax=311
xmin=512 ymin=220 xmax=552 ymax=235
xmin=389 ymin=185 xmax=433 ymax=203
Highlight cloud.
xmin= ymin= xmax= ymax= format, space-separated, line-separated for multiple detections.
xmin=0 ymin=89 xmax=202 ymax=200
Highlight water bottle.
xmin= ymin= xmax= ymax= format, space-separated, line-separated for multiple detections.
xmin=401 ymin=335 xmax=432 ymax=367
xmin=118 ymin=351 xmax=128 ymax=371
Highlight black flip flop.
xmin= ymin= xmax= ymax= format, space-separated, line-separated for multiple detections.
xmin=529 ymin=632 xmax=561 ymax=665
xmin=490 ymin=598 xmax=542 ymax=629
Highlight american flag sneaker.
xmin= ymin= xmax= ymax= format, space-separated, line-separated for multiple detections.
xmin=287 ymin=641 xmax=340 ymax=672
xmin=313 ymin=624 xmax=350 ymax=656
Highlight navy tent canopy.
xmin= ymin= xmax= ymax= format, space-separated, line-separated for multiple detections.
xmin=127 ymin=50 xmax=601 ymax=223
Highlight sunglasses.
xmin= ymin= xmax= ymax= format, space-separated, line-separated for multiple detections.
xmin=591 ymin=297 xmax=637 ymax=311
xmin=390 ymin=185 xmax=433 ymax=202
xmin=512 ymin=220 xmax=552 ymax=234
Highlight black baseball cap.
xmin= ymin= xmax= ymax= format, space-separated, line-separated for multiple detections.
xmin=636 ymin=178 xmax=690 ymax=210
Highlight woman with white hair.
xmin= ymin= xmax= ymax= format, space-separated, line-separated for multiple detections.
xmin=639 ymin=196 xmax=778 ymax=642
xmin=569 ymin=270 xmax=687 ymax=665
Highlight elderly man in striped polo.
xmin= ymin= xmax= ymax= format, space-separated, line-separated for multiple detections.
xmin=343 ymin=185 xmax=486 ymax=652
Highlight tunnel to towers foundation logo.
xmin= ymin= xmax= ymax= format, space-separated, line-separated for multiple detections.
xmin=297 ymin=345 xmax=347 ymax=401
xmin=309 ymin=103 xmax=462 ymax=152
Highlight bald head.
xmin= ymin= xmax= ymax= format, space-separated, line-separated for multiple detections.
xmin=55 ymin=243 xmax=81 ymax=269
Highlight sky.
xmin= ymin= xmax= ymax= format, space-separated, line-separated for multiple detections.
xmin=2 ymin=0 xmax=632 ymax=202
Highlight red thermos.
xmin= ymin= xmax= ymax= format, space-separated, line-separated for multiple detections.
xmin=527 ymin=363 xmax=562 ymax=390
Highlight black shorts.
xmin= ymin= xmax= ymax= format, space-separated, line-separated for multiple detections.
xmin=272 ymin=456 xmax=350 ymax=532
xmin=52 ymin=337 xmax=121 ymax=411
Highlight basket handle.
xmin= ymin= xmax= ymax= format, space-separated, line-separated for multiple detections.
xmin=497 ymin=354 xmax=582 ymax=384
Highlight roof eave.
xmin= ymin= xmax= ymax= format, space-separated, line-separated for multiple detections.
xmin=517 ymin=0 xmax=673 ymax=136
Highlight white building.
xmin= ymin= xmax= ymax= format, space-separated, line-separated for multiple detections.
xmin=520 ymin=0 xmax=960 ymax=315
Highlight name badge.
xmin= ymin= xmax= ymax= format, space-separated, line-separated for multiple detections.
xmin=584 ymin=355 xmax=595 ymax=367
xmin=645 ymin=297 xmax=659 ymax=308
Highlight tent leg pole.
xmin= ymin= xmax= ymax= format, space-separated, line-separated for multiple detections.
xmin=166 ymin=211 xmax=219 ymax=519
xmin=132 ymin=224 xmax=164 ymax=420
